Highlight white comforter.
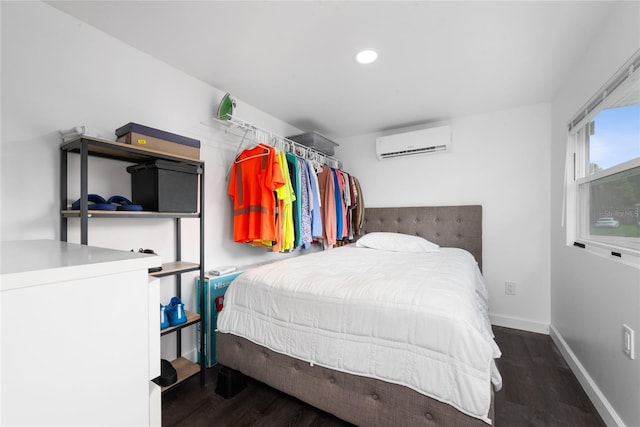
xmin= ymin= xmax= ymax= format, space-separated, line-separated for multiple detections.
xmin=217 ymin=246 xmax=502 ymax=424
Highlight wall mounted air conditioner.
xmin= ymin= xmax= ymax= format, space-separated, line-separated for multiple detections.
xmin=375 ymin=124 xmax=451 ymax=160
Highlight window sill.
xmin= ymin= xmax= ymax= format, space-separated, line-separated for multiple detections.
xmin=572 ymin=239 xmax=640 ymax=269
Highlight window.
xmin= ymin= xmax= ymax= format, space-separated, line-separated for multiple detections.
xmin=567 ymin=51 xmax=640 ymax=262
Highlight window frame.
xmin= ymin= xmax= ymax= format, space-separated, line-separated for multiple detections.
xmin=565 ymin=50 xmax=640 ymax=267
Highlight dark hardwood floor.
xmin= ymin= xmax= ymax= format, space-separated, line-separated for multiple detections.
xmin=492 ymin=327 xmax=604 ymax=427
xmin=162 ymin=327 xmax=605 ymax=426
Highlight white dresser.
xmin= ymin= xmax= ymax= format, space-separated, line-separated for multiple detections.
xmin=1 ymin=240 xmax=162 ymax=426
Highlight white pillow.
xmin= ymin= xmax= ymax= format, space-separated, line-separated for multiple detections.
xmin=355 ymin=232 xmax=440 ymax=253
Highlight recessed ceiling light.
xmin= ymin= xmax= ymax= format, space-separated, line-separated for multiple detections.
xmin=355 ymin=49 xmax=378 ymax=64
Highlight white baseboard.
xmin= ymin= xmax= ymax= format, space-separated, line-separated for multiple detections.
xmin=549 ymin=325 xmax=625 ymax=427
xmin=490 ymin=313 xmax=550 ymax=334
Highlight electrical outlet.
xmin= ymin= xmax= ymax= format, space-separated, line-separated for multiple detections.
xmin=623 ymin=324 xmax=635 ymax=360
xmin=505 ymin=281 xmax=517 ymax=296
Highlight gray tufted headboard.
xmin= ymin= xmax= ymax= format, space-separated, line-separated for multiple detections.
xmin=363 ymin=205 xmax=483 ymax=271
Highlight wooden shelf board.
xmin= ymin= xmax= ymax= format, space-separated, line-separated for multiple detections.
xmin=161 ymin=357 xmax=201 ymax=392
xmin=160 ymin=310 xmax=200 ymax=336
xmin=61 ymin=135 xmax=203 ymax=165
xmin=61 ymin=210 xmax=199 ymax=219
xmin=151 ymin=261 xmax=200 ymax=277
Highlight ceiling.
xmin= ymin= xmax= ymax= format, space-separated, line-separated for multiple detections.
xmin=47 ymin=1 xmax=616 ymax=139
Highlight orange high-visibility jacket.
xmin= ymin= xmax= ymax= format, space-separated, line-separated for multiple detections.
xmin=228 ymin=144 xmax=285 ymax=244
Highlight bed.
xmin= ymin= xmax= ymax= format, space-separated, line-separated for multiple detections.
xmin=216 ymin=205 xmax=501 ymax=426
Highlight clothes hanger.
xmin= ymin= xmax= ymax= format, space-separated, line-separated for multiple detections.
xmin=225 ymin=128 xmax=270 ymax=179
xmin=234 ymin=142 xmax=271 ymax=163
xmin=273 ymin=135 xmax=287 ymax=153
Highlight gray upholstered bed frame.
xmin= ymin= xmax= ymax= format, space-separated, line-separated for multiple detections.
xmin=216 ymin=205 xmax=492 ymax=426
xmin=363 ymin=205 xmax=483 ymax=270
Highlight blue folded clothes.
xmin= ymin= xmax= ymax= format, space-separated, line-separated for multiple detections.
xmin=167 ymin=296 xmax=187 ymax=326
xmin=71 ymin=194 xmax=116 ymax=211
xmin=107 ymin=195 xmax=143 ymax=211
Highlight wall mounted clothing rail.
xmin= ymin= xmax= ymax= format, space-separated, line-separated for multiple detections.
xmin=206 ymin=115 xmax=342 ymax=171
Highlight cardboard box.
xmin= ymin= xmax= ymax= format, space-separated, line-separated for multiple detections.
xmin=196 ymin=273 xmax=243 ymax=367
xmin=116 ymin=122 xmax=200 ymax=160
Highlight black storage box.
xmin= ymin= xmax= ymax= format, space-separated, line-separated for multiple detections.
xmin=126 ymin=160 xmax=201 ymax=212
xmin=215 ymin=366 xmax=247 ymax=398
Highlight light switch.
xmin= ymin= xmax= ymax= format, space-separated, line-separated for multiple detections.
xmin=623 ymin=324 xmax=635 ymax=360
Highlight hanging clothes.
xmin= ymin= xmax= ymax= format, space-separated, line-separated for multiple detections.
xmin=339 ymin=170 xmax=351 ymax=240
xmin=285 ymin=152 xmax=302 ymax=249
xmin=227 ymin=129 xmax=363 ymax=251
xmin=274 ymin=150 xmax=295 ymax=252
xmin=297 ymin=157 xmax=313 ymax=248
xmin=318 ymin=165 xmax=337 ymax=248
xmin=332 ymin=169 xmax=345 ymax=240
xmin=347 ymin=173 xmax=356 ymax=241
xmin=304 ymin=159 xmax=323 ymax=239
xmin=228 ymin=143 xmax=284 ymax=245
xmin=352 ymin=175 xmax=365 ymax=236
xmin=338 ymin=170 xmax=350 ymax=239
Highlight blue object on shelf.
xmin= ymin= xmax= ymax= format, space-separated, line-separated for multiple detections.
xmin=107 ymin=195 xmax=143 ymax=211
xmin=160 ymin=304 xmax=170 ymax=330
xmin=71 ymin=194 xmax=116 ymax=211
xmin=167 ymin=296 xmax=187 ymax=326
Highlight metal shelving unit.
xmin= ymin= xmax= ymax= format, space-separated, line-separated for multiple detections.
xmin=59 ymin=135 xmax=206 ymax=388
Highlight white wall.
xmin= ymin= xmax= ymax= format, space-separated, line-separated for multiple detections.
xmin=549 ymin=2 xmax=640 ymax=426
xmin=2 ymin=0 xmax=552 ymax=372
xmin=337 ymin=103 xmax=551 ymax=333
xmin=4 ymin=3 xmax=637 ymax=424
xmin=1 ymin=2 xmax=304 ymax=362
